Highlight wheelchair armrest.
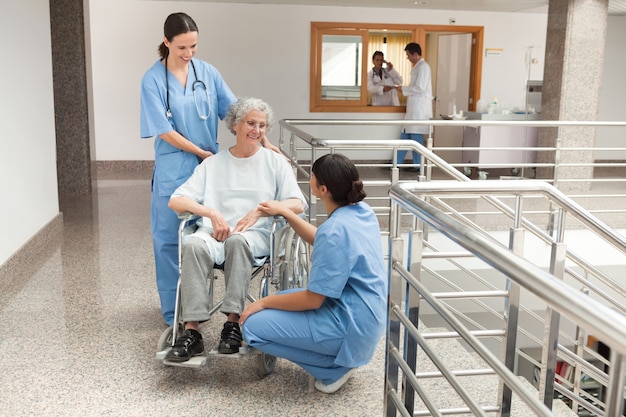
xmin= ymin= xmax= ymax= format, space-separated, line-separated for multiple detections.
xmin=178 ymin=211 xmax=200 ymax=221
xmin=178 ymin=212 xmax=201 ymax=240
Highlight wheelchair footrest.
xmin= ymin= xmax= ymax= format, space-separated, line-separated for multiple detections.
xmin=207 ymin=344 xmax=252 ymax=358
xmin=156 ymin=348 xmax=208 ymax=368
xmin=156 ymin=345 xmax=256 ymax=368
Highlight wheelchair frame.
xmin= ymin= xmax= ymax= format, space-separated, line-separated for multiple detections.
xmin=155 ymin=212 xmax=310 ymax=376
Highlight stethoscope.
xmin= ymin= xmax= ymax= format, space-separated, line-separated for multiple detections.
xmin=165 ymin=55 xmax=211 ymax=121
xmin=372 ymin=68 xmax=389 ymax=81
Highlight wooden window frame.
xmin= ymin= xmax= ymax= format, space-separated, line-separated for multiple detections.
xmin=310 ymin=21 xmax=484 ymax=113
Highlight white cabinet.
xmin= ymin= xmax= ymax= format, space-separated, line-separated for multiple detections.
xmin=461 ymin=113 xmax=539 ymax=169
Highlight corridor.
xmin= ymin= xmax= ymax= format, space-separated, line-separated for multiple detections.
xmin=0 ymin=169 xmax=385 ymax=417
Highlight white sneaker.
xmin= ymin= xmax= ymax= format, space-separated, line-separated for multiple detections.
xmin=314 ymin=368 xmax=357 ymax=394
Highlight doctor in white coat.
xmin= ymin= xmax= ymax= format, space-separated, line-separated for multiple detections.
xmin=396 ymin=42 xmax=433 ymax=172
xmin=367 ymin=51 xmax=403 ymax=106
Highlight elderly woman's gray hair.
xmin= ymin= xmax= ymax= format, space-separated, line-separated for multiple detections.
xmin=225 ymin=98 xmax=274 ymax=135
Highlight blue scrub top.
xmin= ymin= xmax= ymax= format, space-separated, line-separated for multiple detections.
xmin=306 ymin=202 xmax=388 ymax=368
xmin=140 ymin=58 xmax=237 ymax=196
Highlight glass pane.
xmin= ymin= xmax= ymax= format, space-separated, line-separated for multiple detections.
xmin=321 ymin=34 xmax=362 ymax=101
xmin=368 ymin=31 xmax=413 ymax=105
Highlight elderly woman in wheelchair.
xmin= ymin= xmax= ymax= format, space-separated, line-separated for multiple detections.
xmin=165 ymin=98 xmax=306 ymax=362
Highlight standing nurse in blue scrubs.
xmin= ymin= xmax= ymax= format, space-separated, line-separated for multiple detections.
xmin=240 ymin=153 xmax=388 ymax=394
xmin=140 ymin=13 xmax=275 ymax=326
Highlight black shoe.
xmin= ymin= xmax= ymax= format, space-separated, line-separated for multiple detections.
xmin=402 ymin=166 xmax=420 ymax=173
xmin=165 ymin=329 xmax=204 ymax=362
xmin=218 ymin=321 xmax=243 ymax=354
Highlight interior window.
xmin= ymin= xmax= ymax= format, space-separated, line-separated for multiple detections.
xmin=310 ymin=22 xmax=484 ymax=114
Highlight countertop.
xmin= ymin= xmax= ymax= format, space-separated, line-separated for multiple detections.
xmin=466 ymin=111 xmax=539 ymax=121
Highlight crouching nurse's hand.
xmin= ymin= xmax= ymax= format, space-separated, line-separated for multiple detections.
xmin=240 ymin=299 xmax=266 ymax=326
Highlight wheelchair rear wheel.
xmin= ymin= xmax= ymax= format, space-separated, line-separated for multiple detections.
xmin=255 ymin=352 xmax=277 ymax=377
xmin=279 ymin=227 xmax=310 ymax=290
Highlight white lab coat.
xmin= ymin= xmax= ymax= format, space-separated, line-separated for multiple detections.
xmin=401 ymin=58 xmax=433 ymax=134
xmin=367 ymin=67 xmax=403 ymax=106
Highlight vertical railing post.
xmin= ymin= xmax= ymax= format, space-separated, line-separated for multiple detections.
xmin=403 ymin=229 xmax=423 ymax=415
xmin=385 ymin=200 xmax=403 ymax=417
xmin=570 ymin=308 xmax=588 ymax=414
xmin=539 ymin=207 xmax=567 ymax=410
xmin=605 ymin=351 xmax=626 ymax=417
xmin=308 ymin=145 xmax=317 ymax=226
xmin=500 ymin=195 xmax=525 ymax=416
xmin=424 ymin=126 xmax=434 ymax=181
xmin=552 ymin=134 xmax=562 ymax=190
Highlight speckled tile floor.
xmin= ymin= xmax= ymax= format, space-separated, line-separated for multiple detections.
xmin=2 ymin=165 xmax=620 ymax=416
xmin=0 ymin=174 xmax=385 ymax=417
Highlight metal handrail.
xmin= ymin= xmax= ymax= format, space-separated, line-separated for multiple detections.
xmin=389 ymin=181 xmax=626 ymax=416
xmin=280 ymin=118 xmax=626 ymax=128
xmin=398 ymin=180 xmax=626 ymax=253
xmin=277 ymin=118 xmax=626 ymax=415
xmin=391 ymin=181 xmax=626 ymax=348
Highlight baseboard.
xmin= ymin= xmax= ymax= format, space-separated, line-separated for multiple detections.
xmin=0 ymin=213 xmax=64 ymax=291
xmin=96 ymin=160 xmax=153 ymax=171
xmin=96 ymin=160 xmax=153 ymax=179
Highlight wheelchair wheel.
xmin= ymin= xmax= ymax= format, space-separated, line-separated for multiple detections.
xmin=255 ymin=352 xmax=277 ymax=377
xmin=279 ymin=227 xmax=310 ymax=290
xmin=157 ymin=323 xmax=184 ymax=352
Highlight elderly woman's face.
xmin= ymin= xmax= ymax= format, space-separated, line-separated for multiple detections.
xmin=233 ymin=109 xmax=267 ymax=144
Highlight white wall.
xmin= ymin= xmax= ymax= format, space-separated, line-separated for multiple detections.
xmin=0 ymin=0 xmax=59 ymax=266
xmin=88 ymin=0 xmax=550 ymax=160
xmin=596 ymin=15 xmax=626 ymax=160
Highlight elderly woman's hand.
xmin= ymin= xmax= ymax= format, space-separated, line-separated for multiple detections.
xmin=209 ymin=211 xmax=231 ymax=241
xmin=233 ymin=207 xmax=262 ymax=233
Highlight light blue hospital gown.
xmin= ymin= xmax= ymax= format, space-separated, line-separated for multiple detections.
xmin=243 ymin=201 xmax=388 ymax=384
xmin=171 ymin=147 xmax=307 ymax=265
xmin=140 ymin=58 xmax=236 ymax=325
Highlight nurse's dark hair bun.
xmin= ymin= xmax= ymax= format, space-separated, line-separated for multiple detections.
xmin=311 ymin=154 xmax=366 ymax=206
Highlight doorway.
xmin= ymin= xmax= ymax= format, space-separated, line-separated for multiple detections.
xmin=420 ymin=25 xmax=483 ymax=165
xmin=427 ymin=32 xmax=472 ymax=164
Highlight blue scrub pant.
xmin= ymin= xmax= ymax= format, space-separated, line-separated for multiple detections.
xmin=151 ymin=191 xmax=179 ymax=326
xmin=396 ymin=131 xmax=424 ymax=165
xmin=242 ymin=290 xmax=351 ymax=385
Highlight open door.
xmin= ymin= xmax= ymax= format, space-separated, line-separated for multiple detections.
xmin=425 ymin=30 xmax=475 ymax=164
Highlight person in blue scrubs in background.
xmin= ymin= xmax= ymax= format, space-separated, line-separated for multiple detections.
xmin=140 ymin=12 xmax=276 ymax=326
xmin=240 ymin=153 xmax=388 ymax=394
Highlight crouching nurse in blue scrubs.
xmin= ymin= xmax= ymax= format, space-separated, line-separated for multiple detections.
xmin=240 ymin=153 xmax=388 ymax=394
xmin=140 ymin=12 xmax=277 ymax=326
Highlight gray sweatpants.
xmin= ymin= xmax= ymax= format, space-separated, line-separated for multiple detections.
xmin=179 ymin=235 xmax=253 ymax=322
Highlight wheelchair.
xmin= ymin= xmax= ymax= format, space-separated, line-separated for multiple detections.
xmin=155 ymin=212 xmax=310 ymax=376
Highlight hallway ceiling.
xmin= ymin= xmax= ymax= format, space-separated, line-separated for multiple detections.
xmin=169 ymin=0 xmax=626 ymax=15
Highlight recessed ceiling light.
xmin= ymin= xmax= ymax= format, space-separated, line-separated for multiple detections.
xmin=414 ymin=1 xmax=429 ymax=5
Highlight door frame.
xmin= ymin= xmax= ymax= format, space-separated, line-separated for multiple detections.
xmin=419 ymin=25 xmax=483 ymax=112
